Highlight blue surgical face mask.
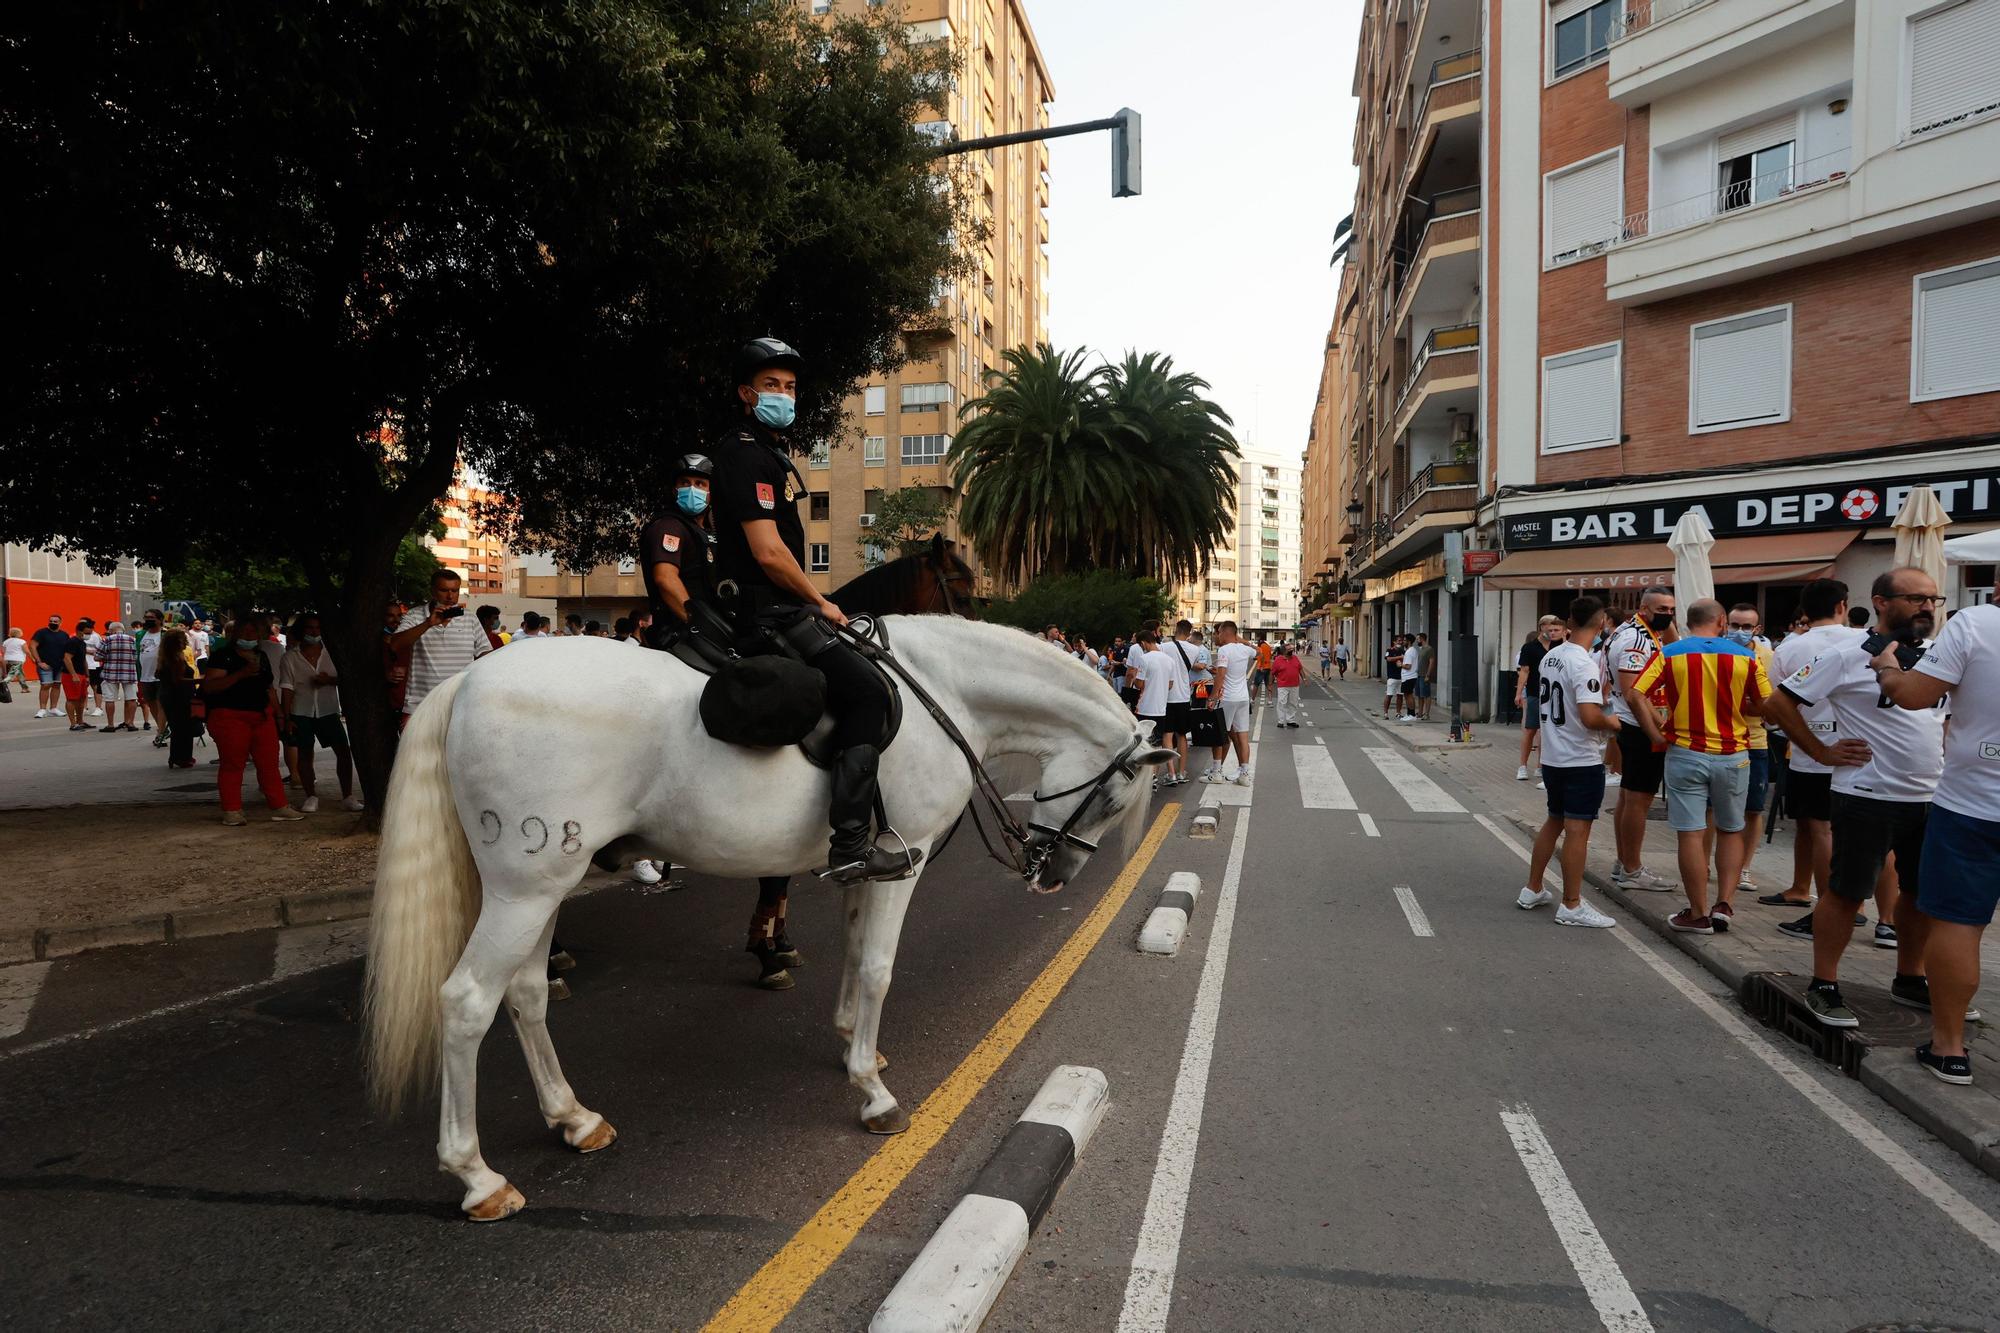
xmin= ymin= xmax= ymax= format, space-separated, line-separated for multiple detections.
xmin=302 ymin=634 xmax=323 ymax=645
xmin=234 ymin=638 xmax=258 ymax=651
xmin=676 ymin=485 xmax=709 ymax=516
xmin=753 ymin=392 xmax=796 ymax=429
xmin=1725 ymin=628 xmax=1755 ymax=646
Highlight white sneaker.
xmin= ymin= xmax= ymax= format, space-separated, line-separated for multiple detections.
xmin=1517 ymin=886 xmax=1554 ymax=910
xmin=299 ymin=795 xmax=319 ymax=813
xmin=1605 ymin=773 xmax=1623 ymax=787
xmin=34 ymin=708 xmax=46 ymax=718
xmin=221 ymin=810 xmax=247 ymax=827
xmin=632 ymin=859 xmax=663 ymax=885
xmin=269 ymin=806 xmax=305 ymax=822
xmin=1200 ymin=768 xmax=1221 ymax=783
xmin=1738 ymin=872 xmax=1756 ymax=890
xmin=341 ymin=796 xmax=365 ymax=812
xmin=1515 ymin=765 xmax=1531 ymax=781
xmin=85 ymin=707 xmax=101 ymax=717
xmin=1232 ymin=770 xmax=1252 ymax=786
xmin=1556 ymin=901 xmax=1617 ymax=929
xmin=1612 ymin=864 xmax=1678 ymax=891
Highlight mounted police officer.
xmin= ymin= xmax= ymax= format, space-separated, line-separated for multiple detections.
xmin=712 ymin=337 xmax=919 ymax=884
xmin=638 ymin=453 xmax=719 ymax=642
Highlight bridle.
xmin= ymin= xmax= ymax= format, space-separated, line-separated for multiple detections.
xmin=831 ymin=617 xmax=1142 ymax=885
xmin=921 ymin=547 xmax=976 ymax=619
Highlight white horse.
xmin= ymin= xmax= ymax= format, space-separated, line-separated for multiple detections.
xmin=362 ymin=616 xmax=1170 ymax=1220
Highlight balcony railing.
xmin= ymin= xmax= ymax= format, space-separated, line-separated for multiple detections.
xmin=1616 ymin=147 xmax=1850 ymax=246
xmin=1348 ymin=518 xmax=1395 ymax=571
xmin=1411 ymin=48 xmax=1482 ymax=134
xmin=1393 ymin=460 xmax=1479 ymax=525
xmin=1609 ymin=0 xmax=1714 ymax=44
xmin=1397 ymin=322 xmax=1479 ymax=407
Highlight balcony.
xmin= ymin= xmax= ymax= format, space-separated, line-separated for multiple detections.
xmin=1607 ymin=0 xmax=1852 ymax=108
xmin=1393 ymin=460 xmax=1478 ymax=526
xmin=1394 ymin=322 xmax=1479 ymax=433
xmin=1393 ymin=185 xmax=1481 ymax=337
xmin=1402 ymin=50 xmax=1482 ymax=203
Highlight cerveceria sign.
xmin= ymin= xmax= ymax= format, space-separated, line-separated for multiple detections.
xmin=1504 ymin=466 xmax=2000 ymax=550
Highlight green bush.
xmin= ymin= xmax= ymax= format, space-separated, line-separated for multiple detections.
xmin=986 ymin=571 xmax=1174 ymax=649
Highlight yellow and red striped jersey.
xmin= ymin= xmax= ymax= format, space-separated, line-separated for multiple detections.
xmin=1632 ymin=636 xmax=1771 ymax=756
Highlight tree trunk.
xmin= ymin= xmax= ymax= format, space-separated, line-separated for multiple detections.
xmin=310 ymin=526 xmax=401 ymax=830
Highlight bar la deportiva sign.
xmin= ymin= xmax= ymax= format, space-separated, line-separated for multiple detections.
xmin=1504 ymin=467 xmax=2000 ymax=550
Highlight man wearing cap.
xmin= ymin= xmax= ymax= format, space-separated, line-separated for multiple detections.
xmin=710 ymin=338 xmax=917 ymax=885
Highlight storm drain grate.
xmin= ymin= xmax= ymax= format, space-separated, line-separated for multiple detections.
xmin=1743 ymin=972 xmax=1930 ymax=1078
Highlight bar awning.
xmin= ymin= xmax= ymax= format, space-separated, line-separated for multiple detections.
xmin=1481 ymin=531 xmax=1855 ymax=591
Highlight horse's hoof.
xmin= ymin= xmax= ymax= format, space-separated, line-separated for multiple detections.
xmin=547 ymin=977 xmax=573 ymax=1002
xmin=756 ymin=969 xmax=795 ymax=991
xmin=465 ymin=1183 xmax=526 ymax=1222
xmin=571 ymin=1119 xmax=618 ymax=1153
xmin=863 ymin=1104 xmax=911 ymax=1135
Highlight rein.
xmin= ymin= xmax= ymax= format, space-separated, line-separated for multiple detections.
xmin=831 ymin=618 xmax=1137 ymax=883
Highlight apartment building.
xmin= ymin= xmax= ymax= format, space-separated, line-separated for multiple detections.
xmin=1334 ymin=0 xmax=2000 ymax=713
xmin=429 ymin=478 xmax=513 ymax=599
xmin=1300 ymin=300 xmax=1361 ymax=647
xmin=806 ymin=0 xmax=1053 ymax=594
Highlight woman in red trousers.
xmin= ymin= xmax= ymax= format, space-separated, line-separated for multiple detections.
xmin=202 ymin=617 xmax=304 ymax=827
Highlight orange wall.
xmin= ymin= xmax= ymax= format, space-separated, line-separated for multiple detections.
xmin=4 ymin=580 xmax=120 ymax=634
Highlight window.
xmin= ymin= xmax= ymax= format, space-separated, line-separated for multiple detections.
xmin=811 ymin=0 xmax=830 ymax=11
xmin=900 ymin=382 xmax=953 ymax=409
xmin=809 ymin=544 xmax=831 ymax=573
xmin=863 ymin=435 xmax=886 ymax=466
xmin=1912 ymin=256 xmax=2000 ymax=401
xmin=810 ymin=492 xmax=831 ymax=521
xmin=1907 ymin=0 xmax=2000 ymax=139
xmin=1544 ymin=150 xmax=1622 ymax=266
xmin=864 ymin=385 xmax=887 ymax=416
xmin=1689 ymin=306 xmax=1792 ymax=432
xmin=1541 ymin=342 xmax=1622 ymax=453
xmin=1550 ymin=0 xmax=1615 ymax=80
xmin=901 ymin=433 xmax=950 ymax=464
xmin=1715 ymin=116 xmax=1796 ymax=213
xmin=809 ymin=441 xmax=831 ymax=470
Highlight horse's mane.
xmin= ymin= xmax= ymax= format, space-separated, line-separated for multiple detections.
xmin=830 ymin=556 xmax=914 ymax=609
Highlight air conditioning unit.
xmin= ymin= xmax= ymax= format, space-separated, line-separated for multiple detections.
xmin=859 ymin=514 xmax=877 ymax=528
xmin=1449 ymin=411 xmax=1474 ymax=444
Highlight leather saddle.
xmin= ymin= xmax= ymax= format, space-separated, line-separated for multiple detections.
xmin=662 ymin=602 xmax=901 ymax=768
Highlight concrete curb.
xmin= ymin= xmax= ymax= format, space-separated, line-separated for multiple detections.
xmin=6 ymin=887 xmax=376 ymax=964
xmin=1314 ymin=681 xmax=1491 ymax=752
xmin=1189 ymin=803 xmax=1219 ymax=839
xmin=1138 ymin=872 xmax=1202 ymax=956
xmin=872 ymin=1065 xmax=1109 ymax=1333
xmin=1499 ymin=810 xmax=2000 ymax=1186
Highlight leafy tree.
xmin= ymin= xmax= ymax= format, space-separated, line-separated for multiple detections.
xmin=951 ymin=345 xmax=1238 ymax=586
xmin=986 ymin=570 xmax=1173 ymax=650
xmin=2 ymin=1 xmax=972 ymax=807
xmin=860 ymin=486 xmax=954 ymax=564
xmin=164 ymin=525 xmax=444 ymax=626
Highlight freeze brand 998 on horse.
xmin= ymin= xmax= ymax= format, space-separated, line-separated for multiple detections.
xmin=361 ymin=338 xmax=1174 ymax=1221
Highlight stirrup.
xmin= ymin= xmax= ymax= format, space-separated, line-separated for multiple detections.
xmin=816 ymin=843 xmax=924 ymax=883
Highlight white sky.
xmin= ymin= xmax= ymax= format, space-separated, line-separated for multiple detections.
xmin=1033 ymin=0 xmax=1360 ymax=466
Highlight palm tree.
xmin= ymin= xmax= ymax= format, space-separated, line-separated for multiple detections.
xmin=951 ymin=344 xmax=1238 ymax=585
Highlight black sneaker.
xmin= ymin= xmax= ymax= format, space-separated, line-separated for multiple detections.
xmin=1756 ymin=892 xmax=1814 ymax=907
xmin=1777 ymin=914 xmax=1814 ymax=941
xmin=1805 ymin=984 xmax=1859 ymax=1028
xmin=1916 ymin=1043 xmax=1972 ymax=1085
xmin=1890 ymin=975 xmax=1984 ymax=1022
xmin=1873 ymin=923 xmax=1898 ymax=949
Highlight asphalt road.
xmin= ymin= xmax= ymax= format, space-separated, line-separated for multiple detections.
xmin=5 ymin=686 xmax=2000 ymax=1331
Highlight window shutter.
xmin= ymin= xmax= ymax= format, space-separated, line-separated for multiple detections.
xmin=863 ymin=385 xmax=887 ymax=414
xmin=1909 ymin=0 xmax=2000 ymax=135
xmin=1717 ymin=114 xmax=1796 ymax=161
xmin=1916 ymin=261 xmax=2000 ymax=398
xmin=1543 ymin=345 xmax=1621 ymax=451
xmin=1692 ymin=309 xmax=1790 ymax=428
xmin=1550 ymin=0 xmax=1597 ymax=22
xmin=1546 ymin=155 xmax=1622 ymax=263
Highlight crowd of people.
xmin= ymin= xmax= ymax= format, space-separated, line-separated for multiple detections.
xmin=1508 ymin=573 xmax=1997 ymax=1086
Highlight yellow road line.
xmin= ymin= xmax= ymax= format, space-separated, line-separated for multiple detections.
xmin=700 ymin=802 xmax=1182 ymax=1333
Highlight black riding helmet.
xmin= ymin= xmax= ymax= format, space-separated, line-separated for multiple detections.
xmin=735 ymin=337 xmax=804 ymax=386
xmin=675 ymin=452 xmax=715 ymax=481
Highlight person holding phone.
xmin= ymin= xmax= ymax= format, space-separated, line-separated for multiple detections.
xmin=389 ymin=568 xmax=491 ymax=729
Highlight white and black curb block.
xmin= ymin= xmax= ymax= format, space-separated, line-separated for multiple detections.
xmin=1189 ymin=801 xmax=1219 ymax=839
xmin=872 ymin=1065 xmax=1110 ymax=1333
xmin=1137 ymin=871 xmax=1203 ymax=956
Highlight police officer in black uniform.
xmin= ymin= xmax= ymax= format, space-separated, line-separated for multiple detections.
xmin=711 ymin=338 xmax=919 ymax=884
xmin=638 ymin=453 xmax=720 ymax=639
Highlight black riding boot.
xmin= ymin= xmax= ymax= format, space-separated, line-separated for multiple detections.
xmin=827 ymin=745 xmax=923 ymax=883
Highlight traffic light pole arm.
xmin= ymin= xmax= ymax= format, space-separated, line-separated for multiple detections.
xmin=928 ymin=116 xmax=1123 ymax=156
xmin=930 ymin=108 xmax=1140 ymax=197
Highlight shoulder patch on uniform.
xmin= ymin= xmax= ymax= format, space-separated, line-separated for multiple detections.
xmin=755 ymin=482 xmax=775 ymax=509
xmin=661 ymin=534 xmax=681 ymax=553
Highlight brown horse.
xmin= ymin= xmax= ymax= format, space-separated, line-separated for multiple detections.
xmin=738 ymin=534 xmax=979 ymax=989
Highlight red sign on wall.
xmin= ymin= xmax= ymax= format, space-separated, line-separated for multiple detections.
xmin=1461 ymin=549 xmax=1503 ymax=576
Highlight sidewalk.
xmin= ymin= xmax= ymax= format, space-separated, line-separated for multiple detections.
xmin=1312 ymin=673 xmax=2000 ymax=1180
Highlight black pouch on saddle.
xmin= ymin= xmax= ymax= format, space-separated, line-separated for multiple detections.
xmin=699 ymin=656 xmax=827 ymax=747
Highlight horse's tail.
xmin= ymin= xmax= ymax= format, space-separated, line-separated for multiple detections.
xmin=363 ymin=670 xmax=480 ymax=1116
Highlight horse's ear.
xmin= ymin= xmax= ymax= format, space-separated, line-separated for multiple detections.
xmin=1136 ymin=747 xmax=1177 ymax=768
xmin=930 ymin=533 xmax=946 ymax=558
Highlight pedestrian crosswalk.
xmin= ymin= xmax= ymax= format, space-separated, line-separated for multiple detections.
xmin=0 ymin=961 xmax=51 ymax=1040
xmin=1290 ymin=745 xmax=1356 ymax=810
xmin=1358 ymin=746 xmax=1467 ymax=814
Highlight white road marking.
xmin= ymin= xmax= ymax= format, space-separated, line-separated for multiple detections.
xmin=1500 ymin=1106 xmax=1654 ymax=1332
xmin=1290 ymin=746 xmax=1356 ymax=810
xmin=1360 ymin=746 xmax=1466 ymax=814
xmin=1207 ymin=743 xmax=1256 ymax=808
xmin=272 ymin=919 xmax=370 ymax=981
xmin=0 ymin=962 xmax=53 ymax=1041
xmin=1476 ymin=813 xmax=1559 ymax=890
xmin=1357 ymin=813 xmax=1380 ymax=837
xmin=1116 ymin=808 xmax=1252 ymax=1332
xmin=1391 ymin=885 xmax=1434 ymax=937
xmin=1474 ymin=813 xmax=2000 ymax=1257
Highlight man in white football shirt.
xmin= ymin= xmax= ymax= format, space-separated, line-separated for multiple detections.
xmin=1760 ymin=568 xmax=1961 ymax=1032
xmin=1126 ymin=628 xmax=1178 ymax=783
xmin=1518 ymin=597 xmax=1622 ymax=928
xmin=1873 ymin=596 xmax=2000 ymax=1084
xmin=1763 ymin=579 xmax=1849 ymax=909
xmin=1605 ymin=586 xmax=1679 ymax=891
xmin=1207 ymin=621 xmax=1257 ymax=786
